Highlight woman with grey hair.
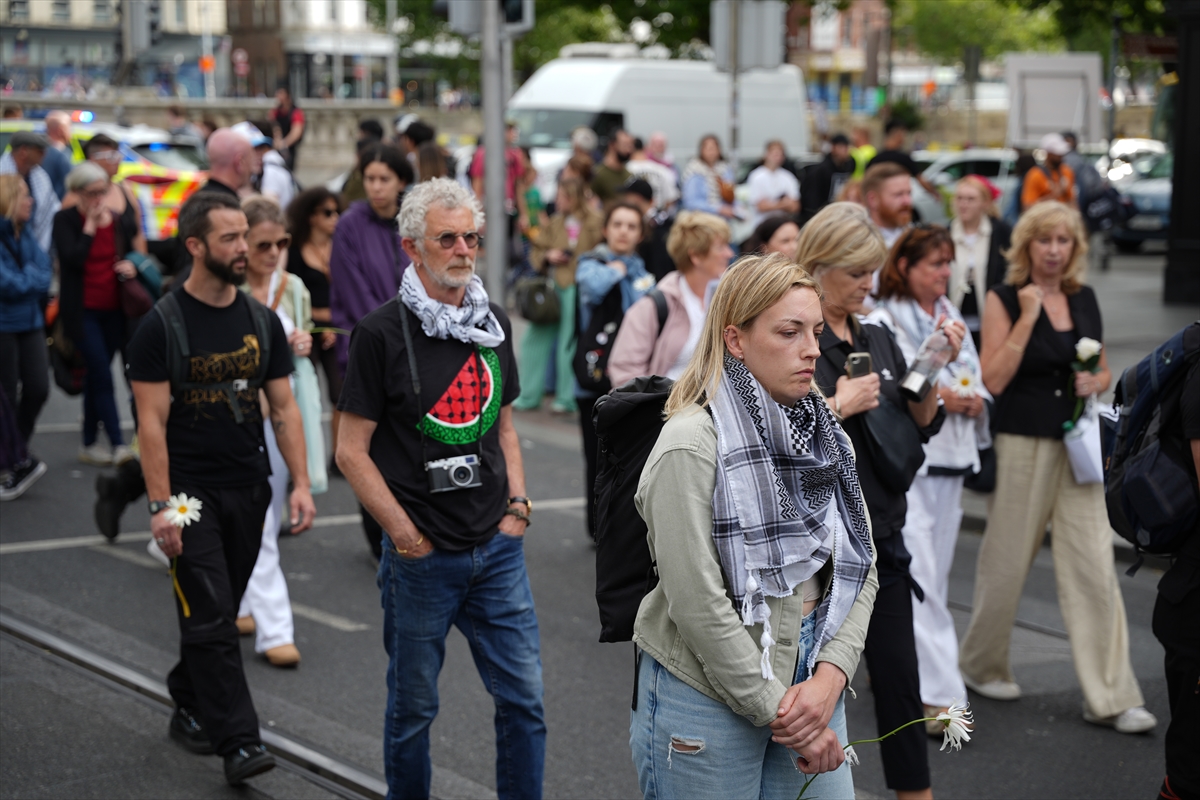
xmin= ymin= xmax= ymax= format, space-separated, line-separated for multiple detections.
xmin=53 ymin=161 xmax=143 ymax=467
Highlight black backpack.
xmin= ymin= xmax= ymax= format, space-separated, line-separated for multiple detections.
xmin=574 ymin=287 xmax=667 ymax=395
xmin=156 ymin=291 xmax=274 ymax=424
xmin=1101 ymin=321 xmax=1200 ymax=571
xmin=592 ymin=375 xmax=675 ymax=642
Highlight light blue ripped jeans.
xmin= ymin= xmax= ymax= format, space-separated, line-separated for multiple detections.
xmin=629 ymin=611 xmax=855 ymax=800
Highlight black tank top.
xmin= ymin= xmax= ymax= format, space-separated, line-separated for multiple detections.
xmin=992 ymin=283 xmax=1103 ymax=439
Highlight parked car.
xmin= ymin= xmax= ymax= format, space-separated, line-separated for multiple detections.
xmin=910 ymin=148 xmax=1018 ymax=225
xmin=1111 ymin=151 xmax=1172 ymax=253
xmin=0 ymin=118 xmax=208 ymax=242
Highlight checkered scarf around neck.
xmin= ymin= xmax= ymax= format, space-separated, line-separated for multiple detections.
xmin=710 ymin=354 xmax=874 ymax=681
xmin=399 ymin=266 xmax=505 ymax=348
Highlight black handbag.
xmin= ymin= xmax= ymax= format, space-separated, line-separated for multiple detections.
xmin=861 ymin=396 xmax=926 ymax=494
xmin=47 ymin=316 xmax=86 ymax=396
xmin=515 ymin=274 xmax=561 ymax=325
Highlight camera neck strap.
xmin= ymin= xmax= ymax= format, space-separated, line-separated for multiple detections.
xmin=398 ymin=284 xmax=485 ymax=467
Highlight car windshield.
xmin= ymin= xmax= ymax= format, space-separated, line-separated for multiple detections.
xmin=132 ymin=142 xmax=208 ymax=170
xmin=508 ymin=109 xmax=623 ymax=150
xmin=1145 ymin=152 xmax=1173 ymax=180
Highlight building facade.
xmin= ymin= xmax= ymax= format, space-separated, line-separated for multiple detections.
xmin=786 ymin=0 xmax=890 ymax=115
xmin=228 ymin=0 xmax=393 ymax=99
xmin=0 ymin=0 xmax=226 ymax=97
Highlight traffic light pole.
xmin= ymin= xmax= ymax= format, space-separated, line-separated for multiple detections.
xmin=481 ymin=0 xmax=507 ymax=305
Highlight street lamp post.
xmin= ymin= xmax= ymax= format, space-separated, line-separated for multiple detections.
xmin=481 ymin=0 xmax=507 ymax=304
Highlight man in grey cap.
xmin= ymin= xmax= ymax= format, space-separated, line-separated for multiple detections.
xmin=0 ymin=131 xmax=60 ymax=252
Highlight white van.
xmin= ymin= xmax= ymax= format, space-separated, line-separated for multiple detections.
xmin=508 ymin=55 xmax=810 ymax=204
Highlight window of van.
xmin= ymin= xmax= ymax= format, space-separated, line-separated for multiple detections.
xmin=509 ymin=109 xmax=624 ymax=150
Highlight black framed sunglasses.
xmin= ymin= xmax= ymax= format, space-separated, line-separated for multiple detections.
xmin=255 ymin=236 xmax=292 ymax=252
xmin=320 ymin=207 xmax=339 ymax=218
xmin=425 ymin=232 xmax=482 ymax=249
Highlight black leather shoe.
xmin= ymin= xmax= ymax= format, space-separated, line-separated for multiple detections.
xmin=168 ymin=707 xmax=214 ymax=754
xmin=224 ymin=744 xmax=275 ymax=785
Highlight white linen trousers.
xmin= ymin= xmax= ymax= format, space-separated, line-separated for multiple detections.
xmin=904 ymin=474 xmax=969 ymax=708
xmin=237 ymin=420 xmax=295 ymax=653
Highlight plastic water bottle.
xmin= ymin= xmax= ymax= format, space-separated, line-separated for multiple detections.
xmin=899 ymin=327 xmax=955 ymax=402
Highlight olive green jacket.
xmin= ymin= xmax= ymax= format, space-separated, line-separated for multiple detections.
xmin=632 ymin=405 xmax=878 ymax=727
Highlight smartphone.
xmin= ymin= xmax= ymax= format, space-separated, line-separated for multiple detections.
xmin=845 ymin=352 xmax=873 ymax=379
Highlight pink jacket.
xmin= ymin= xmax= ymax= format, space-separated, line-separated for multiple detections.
xmin=608 ymin=271 xmax=694 ymax=387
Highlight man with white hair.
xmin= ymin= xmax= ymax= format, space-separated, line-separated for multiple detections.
xmin=335 ymin=178 xmax=545 ymax=800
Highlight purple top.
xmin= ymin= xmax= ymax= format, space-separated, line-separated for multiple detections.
xmin=329 ymin=200 xmax=411 ymax=374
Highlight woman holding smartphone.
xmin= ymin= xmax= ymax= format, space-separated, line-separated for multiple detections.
xmin=798 ymin=203 xmax=962 ymax=800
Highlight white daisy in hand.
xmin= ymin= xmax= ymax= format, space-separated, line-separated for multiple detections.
xmin=936 ymin=699 xmax=974 ymax=752
xmin=844 ymin=745 xmax=860 ymax=767
xmin=164 ymin=493 xmax=203 ymax=528
xmin=947 ymin=364 xmax=980 ymax=398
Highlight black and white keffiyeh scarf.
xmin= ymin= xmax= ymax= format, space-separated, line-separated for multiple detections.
xmin=399 ymin=267 xmax=506 ymax=347
xmin=710 ymin=355 xmax=874 ymax=681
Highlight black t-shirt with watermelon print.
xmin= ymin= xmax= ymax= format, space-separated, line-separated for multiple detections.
xmin=338 ymin=297 xmax=520 ymax=551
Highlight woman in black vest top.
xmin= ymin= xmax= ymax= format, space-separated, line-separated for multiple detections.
xmin=959 ymin=202 xmax=1155 ymax=734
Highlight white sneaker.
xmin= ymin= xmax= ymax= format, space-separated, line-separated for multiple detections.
xmin=112 ymin=445 xmax=137 ymax=466
xmin=1083 ymin=705 xmax=1157 ymax=734
xmin=963 ymin=674 xmax=1022 ymax=701
xmin=79 ymin=443 xmax=113 ymax=466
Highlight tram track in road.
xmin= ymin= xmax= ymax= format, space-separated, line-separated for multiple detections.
xmin=0 ymin=612 xmax=387 ymax=800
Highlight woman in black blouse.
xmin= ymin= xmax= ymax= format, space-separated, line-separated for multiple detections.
xmin=287 ymin=188 xmax=342 ymax=463
xmin=960 ymin=201 xmax=1154 ymax=734
xmin=800 ymin=203 xmax=959 ymax=800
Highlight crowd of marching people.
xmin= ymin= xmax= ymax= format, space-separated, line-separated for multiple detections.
xmin=1 ymin=95 xmax=1196 ymax=800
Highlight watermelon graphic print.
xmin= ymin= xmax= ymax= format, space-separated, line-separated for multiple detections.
xmin=420 ymin=347 xmax=502 ymax=445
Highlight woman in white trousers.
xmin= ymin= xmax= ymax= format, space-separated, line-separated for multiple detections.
xmin=236 ymin=196 xmax=319 ymax=667
xmin=867 ymin=225 xmax=988 ymax=728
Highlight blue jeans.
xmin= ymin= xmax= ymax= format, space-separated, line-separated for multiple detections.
xmin=80 ymin=309 xmax=125 ymax=448
xmin=377 ymin=530 xmax=546 ymax=800
xmin=630 ymin=612 xmax=855 ymax=800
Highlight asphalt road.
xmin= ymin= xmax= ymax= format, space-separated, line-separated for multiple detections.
xmin=1 ymin=250 xmax=1192 ymax=799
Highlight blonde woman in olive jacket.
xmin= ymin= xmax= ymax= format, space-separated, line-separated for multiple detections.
xmin=630 ymin=253 xmax=877 ymax=800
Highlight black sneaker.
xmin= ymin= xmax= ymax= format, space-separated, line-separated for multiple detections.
xmin=169 ymin=706 xmax=214 ymax=754
xmin=0 ymin=459 xmax=46 ymax=502
xmin=94 ymin=474 xmax=122 ymax=540
xmin=224 ymin=744 xmax=275 ymax=785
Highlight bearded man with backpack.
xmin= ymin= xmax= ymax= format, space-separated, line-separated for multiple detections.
xmin=126 ymin=191 xmax=315 ymax=786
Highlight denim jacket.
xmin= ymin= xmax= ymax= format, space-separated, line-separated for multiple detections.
xmin=0 ymin=218 xmax=52 ymax=333
xmin=633 ymin=405 xmax=878 ymax=727
xmin=574 ymin=244 xmax=653 ymax=333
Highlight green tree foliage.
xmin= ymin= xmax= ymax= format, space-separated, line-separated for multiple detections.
xmin=366 ymin=0 xmax=716 ymax=87
xmin=892 ymin=0 xmax=1064 ymax=63
xmin=1009 ymin=0 xmax=1171 ymax=40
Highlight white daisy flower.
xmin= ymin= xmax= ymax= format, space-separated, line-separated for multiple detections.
xmin=844 ymin=745 xmax=860 ymax=767
xmin=164 ymin=493 xmax=203 ymax=528
xmin=947 ymin=364 xmax=980 ymax=398
xmin=936 ymin=698 xmax=974 ymax=752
